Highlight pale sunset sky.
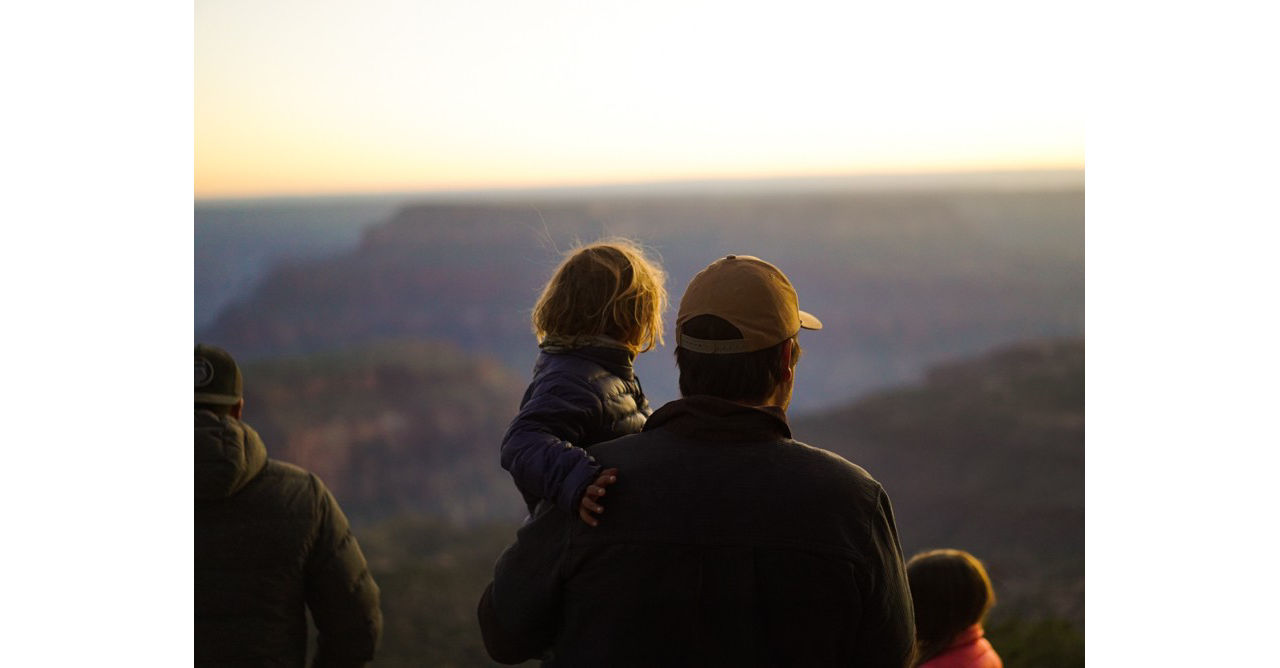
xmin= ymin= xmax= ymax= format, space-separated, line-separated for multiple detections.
xmin=195 ymin=0 xmax=1084 ymax=199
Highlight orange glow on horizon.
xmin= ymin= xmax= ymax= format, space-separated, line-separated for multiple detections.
xmin=195 ymin=157 xmax=1085 ymax=201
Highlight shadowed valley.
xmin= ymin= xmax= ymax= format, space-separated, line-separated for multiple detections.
xmin=237 ymin=337 xmax=1083 ymax=666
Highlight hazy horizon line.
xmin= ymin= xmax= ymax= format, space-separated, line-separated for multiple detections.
xmin=195 ymin=166 xmax=1085 ymax=207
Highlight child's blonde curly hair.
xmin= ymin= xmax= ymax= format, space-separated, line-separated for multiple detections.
xmin=532 ymin=239 xmax=668 ymax=353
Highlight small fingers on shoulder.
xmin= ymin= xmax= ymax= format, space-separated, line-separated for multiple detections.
xmin=579 ymin=492 xmax=605 ymax=514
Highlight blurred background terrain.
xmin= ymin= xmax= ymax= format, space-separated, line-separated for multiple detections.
xmin=196 ymin=171 xmax=1084 ymax=666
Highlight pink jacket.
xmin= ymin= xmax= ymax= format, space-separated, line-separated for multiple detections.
xmin=918 ymin=624 xmax=1003 ymax=668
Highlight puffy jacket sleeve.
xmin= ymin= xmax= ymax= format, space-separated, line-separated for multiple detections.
xmin=304 ymin=476 xmax=383 ymax=668
xmin=855 ymin=487 xmax=916 ymax=667
xmin=501 ymin=371 xmax=604 ymax=514
xmin=477 ymin=502 xmax=573 ymax=664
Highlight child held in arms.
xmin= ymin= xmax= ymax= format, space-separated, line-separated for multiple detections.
xmin=907 ymin=549 xmax=1004 ymax=668
xmin=501 ymin=239 xmax=667 ymax=526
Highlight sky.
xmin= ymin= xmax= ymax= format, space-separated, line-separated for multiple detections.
xmin=196 ymin=0 xmax=1084 ymax=199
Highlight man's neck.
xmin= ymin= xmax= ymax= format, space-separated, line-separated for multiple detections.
xmin=760 ymin=382 xmax=793 ymax=411
xmin=729 ymin=389 xmax=790 ymax=412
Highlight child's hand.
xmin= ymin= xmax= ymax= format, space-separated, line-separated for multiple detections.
xmin=578 ymin=468 xmax=619 ymax=527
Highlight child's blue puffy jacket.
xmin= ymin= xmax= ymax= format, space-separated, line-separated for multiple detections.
xmin=501 ymin=345 xmax=650 ymax=514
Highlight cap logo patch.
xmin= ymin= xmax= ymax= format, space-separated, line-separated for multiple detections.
xmin=195 ymin=357 xmax=214 ymax=388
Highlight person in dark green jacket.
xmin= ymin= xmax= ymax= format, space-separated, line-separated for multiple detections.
xmin=195 ymin=344 xmax=382 ymax=667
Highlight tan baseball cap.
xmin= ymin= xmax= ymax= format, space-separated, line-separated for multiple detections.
xmin=676 ymin=254 xmax=822 ymax=354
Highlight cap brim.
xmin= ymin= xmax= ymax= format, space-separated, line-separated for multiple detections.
xmin=799 ymin=309 xmax=823 ymax=330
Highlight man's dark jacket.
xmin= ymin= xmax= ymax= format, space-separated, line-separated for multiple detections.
xmin=501 ymin=344 xmax=650 ymax=514
xmin=195 ymin=410 xmax=382 ymax=667
xmin=479 ymin=396 xmax=916 ymax=667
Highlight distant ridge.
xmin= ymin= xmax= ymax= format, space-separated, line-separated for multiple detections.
xmin=199 ymin=185 xmax=1084 ymax=411
xmin=241 ymin=340 xmax=525 ymax=524
xmin=195 ymin=167 xmax=1084 ymax=206
xmin=417 ymin=168 xmax=1086 ymax=202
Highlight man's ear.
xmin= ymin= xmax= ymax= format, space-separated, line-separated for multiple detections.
xmin=230 ymin=398 xmax=244 ymax=420
xmin=778 ymin=340 xmax=794 ymax=384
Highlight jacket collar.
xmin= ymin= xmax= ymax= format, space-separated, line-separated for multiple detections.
xmin=644 ymin=395 xmax=791 ymax=442
xmin=948 ymin=624 xmax=986 ymax=648
xmin=537 ymin=342 xmax=637 ymax=381
xmin=539 ymin=334 xmax=632 ymax=353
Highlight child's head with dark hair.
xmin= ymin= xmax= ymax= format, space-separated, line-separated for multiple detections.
xmin=532 ymin=239 xmax=667 ymax=354
xmin=907 ymin=549 xmax=997 ymax=663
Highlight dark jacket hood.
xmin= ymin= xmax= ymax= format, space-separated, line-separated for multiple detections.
xmin=195 ymin=410 xmax=268 ymax=500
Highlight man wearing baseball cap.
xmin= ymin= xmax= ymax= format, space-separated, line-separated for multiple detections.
xmin=479 ymin=255 xmax=915 ymax=666
xmin=195 ymin=344 xmax=382 ymax=667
